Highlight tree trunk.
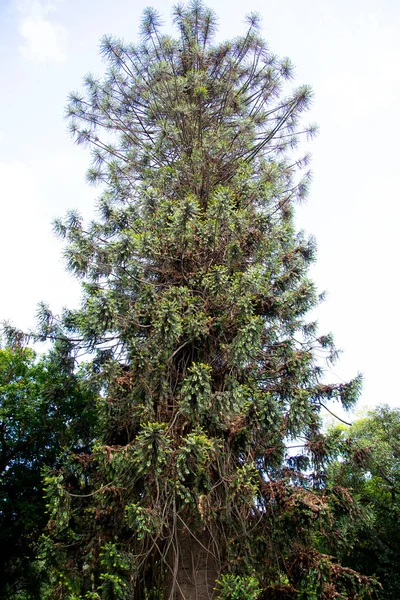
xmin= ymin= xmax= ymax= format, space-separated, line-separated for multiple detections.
xmin=168 ymin=529 xmax=219 ymax=600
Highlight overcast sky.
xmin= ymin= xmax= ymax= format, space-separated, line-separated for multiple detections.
xmin=1 ymin=0 xmax=399 ymax=415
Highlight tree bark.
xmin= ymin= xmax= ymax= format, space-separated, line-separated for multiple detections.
xmin=168 ymin=529 xmax=219 ymax=600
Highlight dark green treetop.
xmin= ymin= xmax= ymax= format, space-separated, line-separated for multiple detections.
xmin=19 ymin=2 xmax=377 ymax=599
xmin=326 ymin=406 xmax=400 ymax=599
xmin=0 ymin=344 xmax=98 ymax=599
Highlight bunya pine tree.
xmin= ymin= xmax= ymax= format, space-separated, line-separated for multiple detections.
xmin=23 ymin=2 xmax=380 ymax=599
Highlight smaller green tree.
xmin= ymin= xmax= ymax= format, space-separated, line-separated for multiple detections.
xmin=0 ymin=342 xmax=98 ymax=599
xmin=326 ymin=405 xmax=400 ymax=599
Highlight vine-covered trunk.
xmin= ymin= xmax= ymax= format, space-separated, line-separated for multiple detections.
xmin=169 ymin=531 xmax=219 ymax=600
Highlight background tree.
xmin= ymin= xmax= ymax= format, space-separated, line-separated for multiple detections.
xmin=0 ymin=343 xmax=98 ymax=599
xmin=13 ymin=2 xmax=378 ymax=598
xmin=326 ymin=406 xmax=400 ymax=599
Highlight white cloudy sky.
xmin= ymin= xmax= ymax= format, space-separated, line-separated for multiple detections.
xmin=1 ymin=0 xmax=399 ymax=415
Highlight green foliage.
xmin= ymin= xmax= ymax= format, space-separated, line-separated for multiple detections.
xmin=215 ymin=574 xmax=261 ymax=600
xmin=180 ymin=363 xmax=212 ymax=415
xmin=4 ymin=2 xmax=377 ymax=599
xmin=326 ymin=406 xmax=400 ymax=599
xmin=0 ymin=345 xmax=98 ymax=599
xmin=132 ymin=422 xmax=172 ymax=475
xmin=125 ymin=503 xmax=157 ymax=539
xmin=98 ymin=542 xmax=132 ymax=599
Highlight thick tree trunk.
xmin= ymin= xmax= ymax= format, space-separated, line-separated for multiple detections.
xmin=168 ymin=530 xmax=219 ymax=600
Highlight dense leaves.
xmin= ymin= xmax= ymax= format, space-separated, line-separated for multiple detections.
xmin=327 ymin=406 xmax=400 ymax=599
xmin=0 ymin=345 xmax=98 ymax=599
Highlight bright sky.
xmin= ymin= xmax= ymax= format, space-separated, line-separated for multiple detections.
xmin=1 ymin=0 xmax=399 ymax=414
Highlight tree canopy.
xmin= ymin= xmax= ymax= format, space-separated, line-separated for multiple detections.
xmin=0 ymin=345 xmax=98 ymax=598
xmin=327 ymin=406 xmax=400 ymax=599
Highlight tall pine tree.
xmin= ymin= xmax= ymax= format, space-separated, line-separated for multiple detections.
xmin=30 ymin=3 xmax=377 ymax=599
